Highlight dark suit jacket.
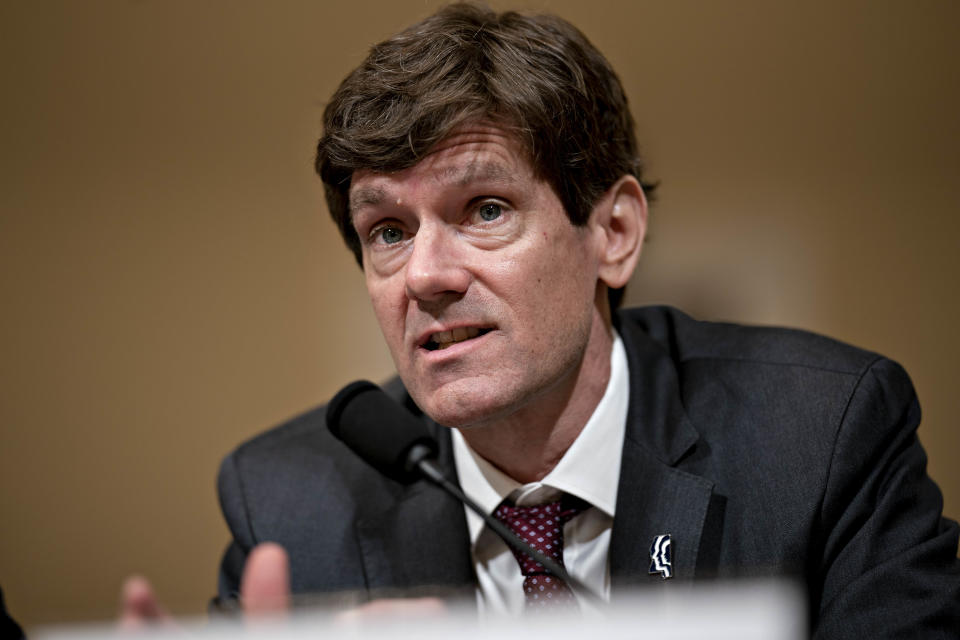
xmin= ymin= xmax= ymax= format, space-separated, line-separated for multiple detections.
xmin=0 ymin=586 xmax=25 ymax=640
xmin=217 ymin=306 xmax=960 ymax=637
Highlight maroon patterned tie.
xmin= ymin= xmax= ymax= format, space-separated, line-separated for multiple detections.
xmin=494 ymin=496 xmax=589 ymax=611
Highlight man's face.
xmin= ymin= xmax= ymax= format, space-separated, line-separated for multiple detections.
xmin=349 ymin=125 xmax=608 ymax=428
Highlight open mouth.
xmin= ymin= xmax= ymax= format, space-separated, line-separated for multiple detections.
xmin=422 ymin=327 xmax=493 ymax=351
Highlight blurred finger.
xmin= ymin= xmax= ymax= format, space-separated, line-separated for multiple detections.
xmin=240 ymin=542 xmax=291 ymax=619
xmin=118 ymin=575 xmax=173 ymax=630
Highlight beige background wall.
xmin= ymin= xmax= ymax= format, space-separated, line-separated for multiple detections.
xmin=1 ymin=0 xmax=957 ymax=630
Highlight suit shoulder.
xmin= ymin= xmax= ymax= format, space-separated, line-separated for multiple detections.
xmin=226 ymin=403 xmax=330 ymax=465
xmin=618 ymin=305 xmax=883 ymax=376
xmin=220 ymin=375 xmax=414 ymax=473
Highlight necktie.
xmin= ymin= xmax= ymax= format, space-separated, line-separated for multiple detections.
xmin=494 ymin=495 xmax=588 ymax=610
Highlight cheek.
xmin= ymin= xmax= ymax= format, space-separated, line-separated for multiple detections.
xmin=366 ymin=278 xmax=404 ymax=341
xmin=535 ymin=228 xmax=597 ymax=289
xmin=493 ymin=231 xmax=597 ymax=324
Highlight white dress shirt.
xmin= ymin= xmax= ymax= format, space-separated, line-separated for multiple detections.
xmin=451 ymin=332 xmax=630 ymax=616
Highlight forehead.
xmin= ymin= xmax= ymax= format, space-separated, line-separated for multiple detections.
xmin=348 ymin=125 xmax=534 ymax=210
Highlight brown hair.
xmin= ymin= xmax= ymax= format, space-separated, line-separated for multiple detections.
xmin=316 ymin=2 xmax=654 ymax=291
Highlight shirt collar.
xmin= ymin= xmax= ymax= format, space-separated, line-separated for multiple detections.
xmin=452 ymin=331 xmax=629 ymax=545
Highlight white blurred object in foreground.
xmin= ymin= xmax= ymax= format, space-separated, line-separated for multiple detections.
xmin=35 ymin=578 xmax=805 ymax=640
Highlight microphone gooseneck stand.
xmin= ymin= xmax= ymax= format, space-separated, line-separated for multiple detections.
xmin=327 ymin=380 xmax=605 ymax=608
xmin=407 ymin=444 xmax=605 ymax=608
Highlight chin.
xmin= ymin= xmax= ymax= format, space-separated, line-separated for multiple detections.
xmin=416 ymin=385 xmax=518 ymax=429
xmin=420 ymin=400 xmax=497 ymax=429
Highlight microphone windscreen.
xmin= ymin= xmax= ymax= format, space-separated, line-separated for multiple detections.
xmin=326 ymin=380 xmax=438 ymax=483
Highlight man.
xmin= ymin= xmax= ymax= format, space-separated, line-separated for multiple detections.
xmin=213 ymin=3 xmax=959 ymax=636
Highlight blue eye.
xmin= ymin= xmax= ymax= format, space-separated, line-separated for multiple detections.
xmin=379 ymin=227 xmax=403 ymax=244
xmin=478 ymin=203 xmax=502 ymax=221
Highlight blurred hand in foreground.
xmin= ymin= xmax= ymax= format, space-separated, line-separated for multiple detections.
xmin=238 ymin=542 xmax=291 ymax=620
xmin=119 ymin=542 xmax=291 ymax=629
xmin=119 ymin=542 xmax=445 ymax=629
xmin=118 ymin=574 xmax=175 ymax=631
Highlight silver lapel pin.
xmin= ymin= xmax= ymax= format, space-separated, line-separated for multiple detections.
xmin=648 ymin=533 xmax=673 ymax=579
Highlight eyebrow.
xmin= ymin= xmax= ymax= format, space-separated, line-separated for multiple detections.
xmin=349 ymin=185 xmax=387 ymax=211
xmin=348 ymin=160 xmax=519 ymax=219
xmin=444 ymin=161 xmax=517 ymax=187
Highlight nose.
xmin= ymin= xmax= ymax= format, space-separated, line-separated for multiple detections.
xmin=404 ymin=224 xmax=471 ymax=302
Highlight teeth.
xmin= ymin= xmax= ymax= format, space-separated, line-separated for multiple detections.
xmin=430 ymin=327 xmax=481 ymax=350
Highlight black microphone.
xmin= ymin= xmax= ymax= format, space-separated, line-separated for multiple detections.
xmin=326 ymin=380 xmax=438 ymax=484
xmin=326 ymin=380 xmax=603 ymax=607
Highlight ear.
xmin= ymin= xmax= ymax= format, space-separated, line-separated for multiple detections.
xmin=591 ymin=175 xmax=648 ymax=289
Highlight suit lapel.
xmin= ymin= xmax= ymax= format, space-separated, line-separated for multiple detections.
xmin=610 ymin=437 xmax=714 ymax=586
xmin=610 ymin=314 xmax=716 ymax=589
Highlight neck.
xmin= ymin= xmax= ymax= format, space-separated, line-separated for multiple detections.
xmin=457 ymin=310 xmax=613 ymax=483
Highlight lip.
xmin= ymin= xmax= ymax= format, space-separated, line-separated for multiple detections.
xmin=414 ymin=323 xmax=496 ymax=359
